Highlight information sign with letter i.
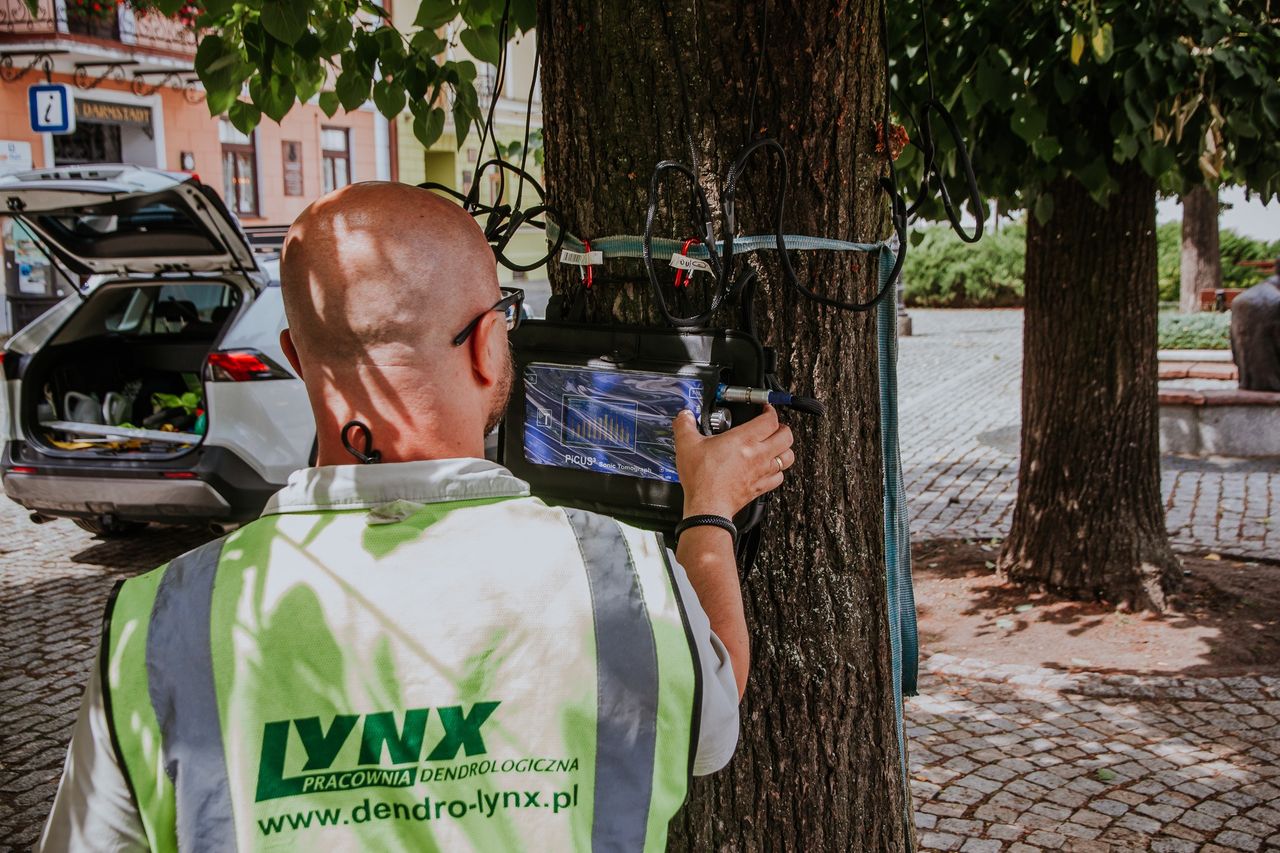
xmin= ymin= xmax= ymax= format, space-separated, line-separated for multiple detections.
xmin=28 ymin=84 xmax=76 ymax=135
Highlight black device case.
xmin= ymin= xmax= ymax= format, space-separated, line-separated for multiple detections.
xmin=500 ymin=320 xmax=766 ymax=533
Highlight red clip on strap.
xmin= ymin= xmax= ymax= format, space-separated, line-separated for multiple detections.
xmin=582 ymin=239 xmax=594 ymax=289
xmin=673 ymin=237 xmax=699 ymax=289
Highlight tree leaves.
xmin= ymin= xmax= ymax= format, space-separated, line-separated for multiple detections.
xmin=414 ymin=1 xmax=459 ymax=29
xmin=1011 ymin=98 xmax=1048 ymax=145
xmin=318 ymin=90 xmax=341 ymax=119
xmin=372 ymin=79 xmax=407 ymax=120
xmin=1032 ymin=193 xmax=1054 ymax=225
xmin=195 ymin=0 xmax=537 ymax=153
xmin=195 ymin=34 xmax=251 ymax=116
xmin=1091 ymin=23 xmax=1113 ymax=63
xmin=1070 ymin=22 xmax=1112 ymax=65
xmin=227 ymin=100 xmax=261 ymax=136
xmin=335 ymin=65 xmax=372 ymax=113
xmin=459 ymin=25 xmax=502 ymax=65
xmin=411 ymin=102 xmax=447 ymax=148
xmin=249 ymin=72 xmax=297 ymax=123
xmin=890 ymin=0 xmax=1280 ymax=213
xmin=260 ymin=1 xmax=308 ymax=47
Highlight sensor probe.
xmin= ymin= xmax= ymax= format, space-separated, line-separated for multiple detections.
xmin=715 ymin=384 xmax=826 ymax=416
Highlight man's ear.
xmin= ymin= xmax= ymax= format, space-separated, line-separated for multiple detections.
xmin=468 ymin=311 xmax=506 ymax=387
xmin=280 ymin=329 xmax=304 ymax=379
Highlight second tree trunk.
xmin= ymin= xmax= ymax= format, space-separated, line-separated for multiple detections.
xmin=999 ymin=166 xmax=1181 ymax=611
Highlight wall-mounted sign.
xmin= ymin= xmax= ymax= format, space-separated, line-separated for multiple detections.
xmin=75 ymin=100 xmax=152 ymax=128
xmin=282 ymin=141 xmax=303 ymax=196
xmin=0 ymin=141 xmax=33 ymax=175
xmin=28 ymin=84 xmax=75 ymax=135
xmin=181 ymin=151 xmax=196 ymax=171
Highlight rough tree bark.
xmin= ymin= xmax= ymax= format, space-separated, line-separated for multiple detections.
xmin=998 ymin=165 xmax=1182 ymax=611
xmin=537 ymin=1 xmax=911 ymax=849
xmin=1179 ymin=184 xmax=1222 ymax=314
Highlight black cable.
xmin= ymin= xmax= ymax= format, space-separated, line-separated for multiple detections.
xmin=892 ymin=0 xmax=984 ymax=242
xmin=419 ymin=4 xmax=566 ymax=273
xmin=721 ymin=134 xmax=903 ymax=313
xmin=472 ymin=0 xmax=512 ymax=188
xmin=418 ymin=158 xmax=565 ymax=272
xmin=744 ymin=0 xmax=769 ymax=143
xmin=513 ymin=36 xmax=540 ymax=211
xmin=642 ymin=160 xmax=728 ymax=327
xmin=655 ymin=0 xmax=701 ymax=171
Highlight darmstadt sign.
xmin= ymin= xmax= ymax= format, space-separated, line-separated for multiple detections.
xmin=76 ymin=100 xmax=153 ymax=128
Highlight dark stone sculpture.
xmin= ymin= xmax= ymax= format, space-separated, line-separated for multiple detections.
xmin=1230 ymin=258 xmax=1280 ymax=392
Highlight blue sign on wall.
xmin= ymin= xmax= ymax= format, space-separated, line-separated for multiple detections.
xmin=28 ymin=84 xmax=76 ymax=135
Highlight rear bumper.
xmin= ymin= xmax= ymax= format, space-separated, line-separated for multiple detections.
xmin=1 ymin=442 xmax=281 ymax=523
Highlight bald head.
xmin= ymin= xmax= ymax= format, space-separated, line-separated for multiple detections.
xmin=280 ymin=182 xmax=499 ymax=366
xmin=278 ymin=182 xmax=513 ymax=465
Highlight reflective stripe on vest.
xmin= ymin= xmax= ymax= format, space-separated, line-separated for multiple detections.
xmin=146 ymin=538 xmax=236 ymax=849
xmin=106 ymin=499 xmax=697 ymax=852
xmin=563 ymin=508 xmax=658 ymax=851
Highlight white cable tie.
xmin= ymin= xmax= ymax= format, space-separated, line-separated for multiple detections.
xmin=559 ymin=249 xmax=603 ymax=266
xmin=669 ymin=253 xmax=713 ymax=274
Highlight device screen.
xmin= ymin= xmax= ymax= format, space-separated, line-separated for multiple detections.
xmin=522 ymin=363 xmax=703 ymax=483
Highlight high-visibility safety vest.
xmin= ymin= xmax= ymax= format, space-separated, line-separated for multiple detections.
xmin=100 ymin=481 xmax=701 ymax=851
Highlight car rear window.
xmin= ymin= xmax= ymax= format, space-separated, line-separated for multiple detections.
xmin=30 ymin=199 xmax=221 ymax=260
xmin=45 ymin=282 xmax=243 ymax=344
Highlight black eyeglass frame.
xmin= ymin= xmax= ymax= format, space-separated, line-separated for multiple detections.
xmin=452 ymin=287 xmax=525 ymax=346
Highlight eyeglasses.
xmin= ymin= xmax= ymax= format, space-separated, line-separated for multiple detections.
xmin=452 ymin=287 xmax=525 ymax=347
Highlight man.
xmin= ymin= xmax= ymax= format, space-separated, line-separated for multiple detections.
xmin=1230 ymin=257 xmax=1280 ymax=392
xmin=40 ymin=183 xmax=794 ymax=851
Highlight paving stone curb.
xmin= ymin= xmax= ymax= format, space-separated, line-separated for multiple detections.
xmin=923 ymin=653 xmax=1280 ymax=704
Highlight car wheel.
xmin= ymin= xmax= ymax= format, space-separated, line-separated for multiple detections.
xmin=73 ymin=515 xmax=148 ymax=538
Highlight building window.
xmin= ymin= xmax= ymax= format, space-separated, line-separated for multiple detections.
xmin=281 ymin=141 xmax=304 ymax=196
xmin=219 ymin=120 xmax=259 ymax=217
xmin=321 ymin=127 xmax=351 ymax=194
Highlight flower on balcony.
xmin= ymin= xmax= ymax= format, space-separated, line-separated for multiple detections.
xmin=67 ymin=0 xmax=121 ymax=22
xmin=131 ymin=0 xmax=202 ymax=29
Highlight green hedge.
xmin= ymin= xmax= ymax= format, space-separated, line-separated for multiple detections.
xmin=902 ymin=224 xmax=1025 ymax=307
xmin=905 ymin=221 xmax=1277 ymax=308
xmin=1156 ymin=222 xmax=1279 ymax=301
xmin=1157 ymin=311 xmax=1231 ymax=350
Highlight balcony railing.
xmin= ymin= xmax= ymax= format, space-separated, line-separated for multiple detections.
xmin=0 ymin=0 xmax=196 ymax=57
xmin=121 ymin=6 xmax=196 ymax=54
xmin=0 ymin=0 xmax=61 ymax=36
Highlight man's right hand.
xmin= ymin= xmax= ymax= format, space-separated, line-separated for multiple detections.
xmin=673 ymin=404 xmax=795 ymax=518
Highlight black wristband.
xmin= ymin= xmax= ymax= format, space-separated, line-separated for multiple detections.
xmin=675 ymin=514 xmax=738 ymax=543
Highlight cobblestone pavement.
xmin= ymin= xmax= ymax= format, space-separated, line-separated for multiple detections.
xmin=910 ymin=655 xmax=1280 ymax=852
xmin=899 ymin=309 xmax=1279 ymax=560
xmin=0 ymin=502 xmax=212 ymax=850
xmin=901 ymin=310 xmax=1280 ymax=851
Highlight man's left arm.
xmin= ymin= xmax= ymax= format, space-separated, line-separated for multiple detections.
xmin=38 ymin=655 xmax=148 ymax=853
xmin=665 ymin=549 xmax=742 ymax=776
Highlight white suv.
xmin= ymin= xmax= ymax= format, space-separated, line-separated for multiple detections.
xmin=0 ymin=166 xmax=313 ymax=536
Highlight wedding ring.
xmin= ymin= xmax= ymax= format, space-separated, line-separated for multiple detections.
xmin=775 ymin=455 xmax=784 ymax=473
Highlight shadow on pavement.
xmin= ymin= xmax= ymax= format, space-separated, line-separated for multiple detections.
xmin=912 ymin=539 xmax=1280 ymax=679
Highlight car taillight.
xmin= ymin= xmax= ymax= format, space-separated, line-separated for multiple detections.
xmin=162 ymin=471 xmax=199 ymax=479
xmin=205 ymin=349 xmax=293 ymax=382
xmin=8 ymin=466 xmax=37 ymax=474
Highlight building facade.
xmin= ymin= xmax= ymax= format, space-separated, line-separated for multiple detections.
xmin=0 ymin=0 xmax=543 ymax=332
xmin=388 ymin=2 xmax=547 ymax=281
xmin=0 ymin=0 xmax=388 ymax=332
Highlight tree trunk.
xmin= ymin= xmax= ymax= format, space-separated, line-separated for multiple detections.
xmin=538 ymin=2 xmax=911 ymax=849
xmin=998 ymin=166 xmax=1181 ymax=611
xmin=1179 ymin=184 xmax=1222 ymax=313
